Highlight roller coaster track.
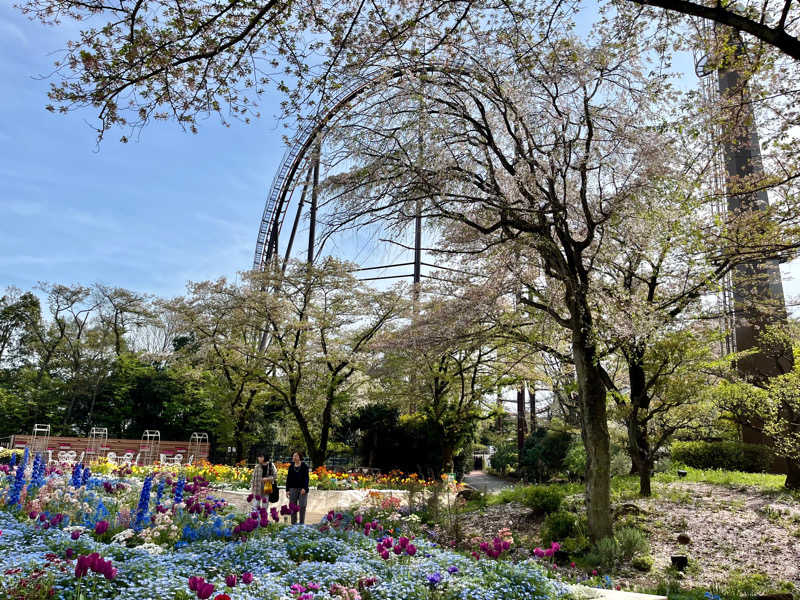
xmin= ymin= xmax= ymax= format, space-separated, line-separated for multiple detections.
xmin=252 ymin=60 xmax=469 ymax=271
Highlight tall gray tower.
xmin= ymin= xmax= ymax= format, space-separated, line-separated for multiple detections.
xmin=717 ymin=30 xmax=793 ymax=383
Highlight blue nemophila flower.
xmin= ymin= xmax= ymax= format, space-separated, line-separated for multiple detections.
xmin=426 ymin=572 xmax=443 ymax=587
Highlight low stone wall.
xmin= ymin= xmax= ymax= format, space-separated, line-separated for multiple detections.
xmin=217 ymin=488 xmax=411 ymax=516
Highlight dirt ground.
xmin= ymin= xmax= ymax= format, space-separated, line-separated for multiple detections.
xmin=458 ymin=481 xmax=800 ymax=592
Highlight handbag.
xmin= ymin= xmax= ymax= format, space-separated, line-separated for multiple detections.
xmin=261 ymin=479 xmax=273 ymax=496
xmin=269 ymin=483 xmax=280 ymax=503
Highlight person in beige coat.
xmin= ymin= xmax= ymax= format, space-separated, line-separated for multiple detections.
xmin=250 ymin=450 xmax=277 ymax=508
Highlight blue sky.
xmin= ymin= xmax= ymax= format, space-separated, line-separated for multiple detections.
xmin=1 ymin=3 xmax=798 ymax=309
xmin=0 ymin=5 xmax=287 ymax=298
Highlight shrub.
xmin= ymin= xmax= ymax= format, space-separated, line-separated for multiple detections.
xmin=631 ymin=555 xmax=653 ymax=572
xmin=585 ymin=536 xmax=621 ymax=570
xmin=671 ymin=441 xmax=772 ymax=473
xmin=491 ymin=441 xmax=518 ymax=475
xmin=615 ymin=526 xmax=649 ymax=561
xmin=563 ymin=436 xmax=586 ymax=480
xmin=520 ymin=429 xmax=572 ymax=482
xmin=542 ymin=511 xmax=577 ymax=545
xmin=521 ymin=486 xmax=563 ymax=514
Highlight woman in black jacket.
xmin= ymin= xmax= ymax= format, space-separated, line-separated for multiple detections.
xmin=286 ymin=451 xmax=310 ymax=524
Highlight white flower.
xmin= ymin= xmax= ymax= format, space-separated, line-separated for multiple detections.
xmin=111 ymin=529 xmax=136 ymax=543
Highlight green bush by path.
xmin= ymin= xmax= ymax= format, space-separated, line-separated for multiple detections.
xmin=670 ymin=441 xmax=773 ymax=473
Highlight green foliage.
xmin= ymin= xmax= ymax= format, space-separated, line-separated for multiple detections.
xmin=542 ymin=510 xmax=577 ymax=544
xmin=563 ymin=436 xmax=586 ymax=479
xmin=631 ymin=554 xmax=653 ymax=572
xmin=615 ymin=526 xmax=649 ymax=560
xmin=520 ymin=428 xmax=572 ymax=482
xmin=585 ymin=536 xmax=621 ymax=570
xmin=584 ymin=527 xmax=648 ymax=569
xmin=521 ymin=485 xmax=564 ymax=514
xmin=491 ymin=441 xmax=518 ymax=475
xmin=671 ymin=441 xmax=772 ymax=473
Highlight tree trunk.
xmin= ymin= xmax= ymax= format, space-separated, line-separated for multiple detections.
xmin=637 ymin=459 xmax=652 ymax=497
xmin=786 ymin=459 xmax=800 ymax=489
xmin=516 ymin=385 xmax=527 ymax=457
xmin=626 ymin=356 xmax=653 ymax=497
xmin=572 ymin=327 xmax=613 ymax=541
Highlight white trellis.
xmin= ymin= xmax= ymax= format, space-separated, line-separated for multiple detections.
xmin=187 ymin=432 xmax=208 ymax=465
xmin=29 ymin=423 xmax=50 ymax=462
xmin=139 ymin=430 xmax=161 ymax=465
xmin=86 ymin=427 xmax=108 ymax=463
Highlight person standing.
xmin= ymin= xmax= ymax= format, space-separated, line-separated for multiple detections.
xmin=286 ymin=451 xmax=309 ymax=524
xmin=250 ymin=450 xmax=277 ymax=509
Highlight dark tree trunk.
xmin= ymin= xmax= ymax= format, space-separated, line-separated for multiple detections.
xmin=627 ymin=356 xmax=654 ymax=496
xmin=572 ymin=322 xmax=612 ymax=541
xmin=786 ymin=459 xmax=800 ymax=489
xmin=517 ymin=386 xmax=527 ymax=457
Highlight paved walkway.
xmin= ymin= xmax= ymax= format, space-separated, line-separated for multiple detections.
xmin=462 ymin=470 xmax=515 ymax=494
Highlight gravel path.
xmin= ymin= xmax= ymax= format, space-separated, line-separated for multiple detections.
xmin=463 ymin=470 xmax=516 ymax=494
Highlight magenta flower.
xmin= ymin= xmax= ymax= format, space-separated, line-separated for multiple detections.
xmin=197 ymin=582 xmax=215 ymax=599
xmin=406 ymin=544 xmax=417 ymax=556
xmin=225 ymin=574 xmax=237 ymax=587
xmin=290 ymin=583 xmax=306 ymax=594
xmin=501 ymin=540 xmax=511 ymax=551
xmin=241 ymin=572 xmax=254 ymax=585
xmin=380 ymin=550 xmax=390 ymax=560
xmin=65 ymin=548 xmax=75 ymax=560
xmin=71 ymin=530 xmax=82 ymax=540
xmin=393 ymin=545 xmax=403 ymax=555
xmin=246 ymin=494 xmax=254 ymax=503
xmin=533 ymin=547 xmax=545 ymax=558
xmin=94 ymin=520 xmax=109 ymax=535
xmin=271 ymin=507 xmax=280 ymax=522
xmin=189 ymin=576 xmax=202 ymax=591
xmin=354 ymin=514 xmax=363 ymax=525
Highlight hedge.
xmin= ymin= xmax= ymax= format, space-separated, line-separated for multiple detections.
xmin=670 ymin=440 xmax=773 ymax=473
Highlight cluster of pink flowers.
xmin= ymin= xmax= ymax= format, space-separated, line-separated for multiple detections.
xmin=375 ymin=535 xmax=417 ymax=560
xmin=188 ymin=571 xmax=253 ymax=599
xmin=356 ymin=515 xmax=383 ymax=537
xmin=281 ymin=503 xmax=302 ymax=516
xmin=234 ymin=504 xmax=293 ymax=536
xmin=290 ymin=581 xmax=321 ymax=600
xmin=74 ymin=552 xmax=117 ymax=580
xmin=380 ymin=496 xmax=402 ymax=511
xmin=475 ymin=536 xmax=512 ymax=559
xmin=223 ymin=571 xmax=253 ymax=587
xmin=29 ymin=511 xmax=65 ymax=530
xmin=533 ymin=541 xmax=561 ymax=559
xmin=330 ymin=583 xmax=362 ymax=599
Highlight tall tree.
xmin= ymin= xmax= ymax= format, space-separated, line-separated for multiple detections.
xmin=324 ymin=18 xmax=677 ymax=537
xmin=254 ymin=259 xmax=404 ymax=466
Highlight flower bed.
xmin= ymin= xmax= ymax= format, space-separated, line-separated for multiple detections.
xmin=90 ymin=459 xmax=445 ymax=492
xmin=1 ymin=450 xmax=571 ymax=600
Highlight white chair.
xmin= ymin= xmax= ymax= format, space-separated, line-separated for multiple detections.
xmin=159 ymin=453 xmax=167 ymax=464
xmin=106 ymin=452 xmax=117 ymax=465
xmin=120 ymin=452 xmax=134 ymax=466
xmin=76 ymin=451 xmax=85 ymax=464
xmin=65 ymin=450 xmax=77 ymax=463
xmin=186 ymin=455 xmax=194 ymax=465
